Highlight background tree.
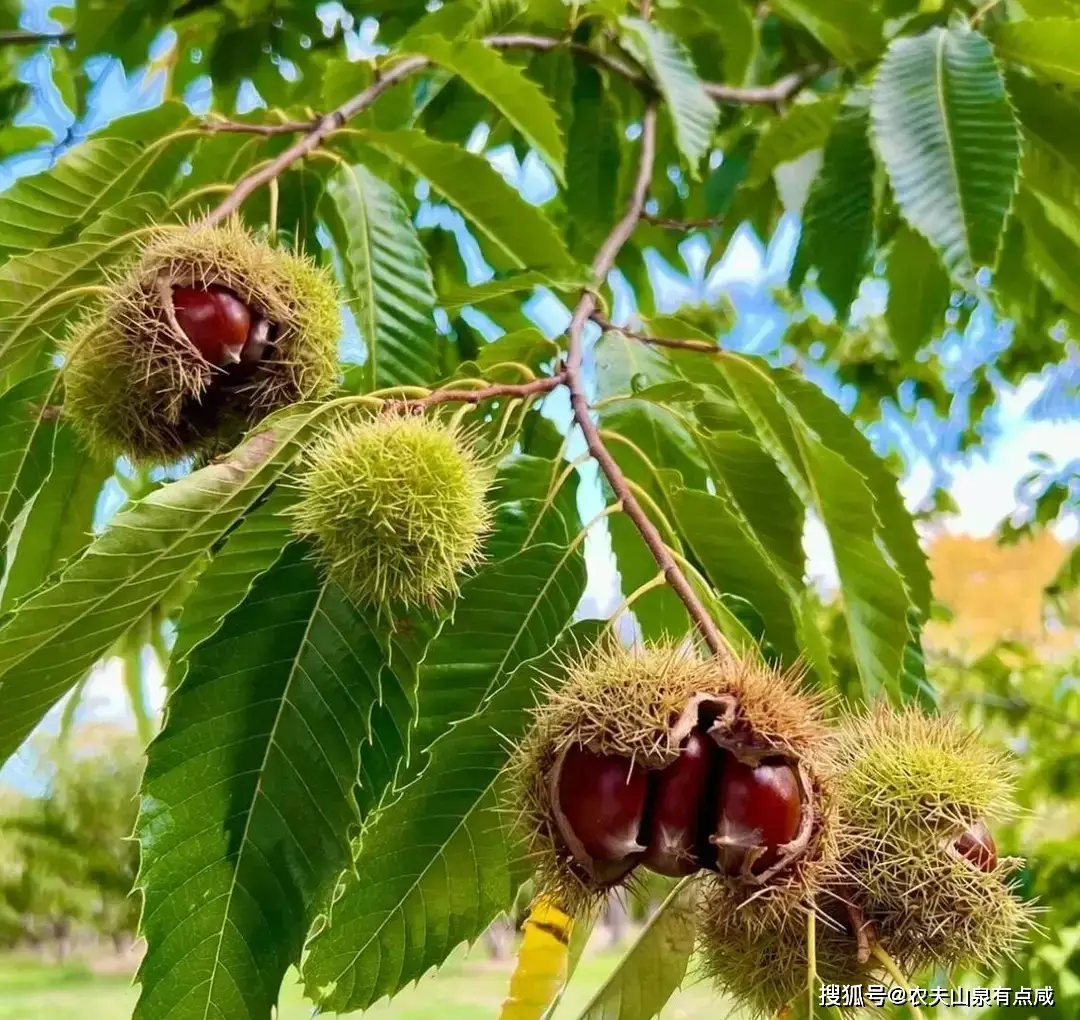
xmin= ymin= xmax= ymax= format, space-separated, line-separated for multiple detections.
xmin=0 ymin=727 xmax=142 ymax=958
xmin=0 ymin=1 xmax=1076 ymax=1019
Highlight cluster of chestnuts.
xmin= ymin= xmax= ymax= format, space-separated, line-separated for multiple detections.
xmin=512 ymin=642 xmax=829 ymax=913
xmin=550 ymin=729 xmax=804 ymax=885
xmin=513 ymin=642 xmax=1036 ymax=1018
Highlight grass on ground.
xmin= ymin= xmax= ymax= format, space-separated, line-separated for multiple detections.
xmin=0 ymin=945 xmax=727 ymax=1020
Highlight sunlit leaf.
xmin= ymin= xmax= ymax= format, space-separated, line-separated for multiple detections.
xmin=358 ymin=129 xmax=578 ymax=273
xmin=774 ymin=0 xmax=884 ymax=65
xmin=303 ymin=623 xmax=597 ymax=1015
xmin=0 ymin=423 xmax=110 ymax=613
xmin=994 ymin=17 xmax=1080 ymax=89
xmin=411 ymin=36 xmax=566 ymax=184
xmin=871 ymin=27 xmax=1019 ymax=278
xmin=135 ymin=543 xmax=432 ymax=1020
xmin=323 ymin=162 xmax=440 ymax=389
xmin=0 ymin=194 xmax=169 ymax=390
xmin=566 ymin=877 xmax=698 ymax=1020
xmin=748 ymin=96 xmax=843 ymax=187
xmin=0 ymin=403 xmax=342 ymax=763
xmin=620 ymin=17 xmax=719 ymax=176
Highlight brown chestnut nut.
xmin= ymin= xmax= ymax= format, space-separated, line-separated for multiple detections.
xmin=713 ymin=754 xmax=802 ymax=876
xmin=172 ymin=284 xmax=252 ymax=366
xmin=553 ymin=744 xmax=648 ymax=872
xmin=641 ymin=730 xmax=717 ymax=877
xmin=955 ymin=819 xmax=997 ymax=873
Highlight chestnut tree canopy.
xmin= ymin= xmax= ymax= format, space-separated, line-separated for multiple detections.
xmin=0 ymin=1 xmax=1076 ymax=1018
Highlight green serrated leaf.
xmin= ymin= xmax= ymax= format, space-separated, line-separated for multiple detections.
xmin=0 ymin=126 xmax=194 ymax=259
xmin=0 ymin=372 xmax=58 ymax=572
xmin=169 ymin=485 xmax=298 ymax=665
xmin=871 ymin=27 xmax=1019 ymax=279
xmin=698 ymin=431 xmax=806 ymax=587
xmin=748 ymin=96 xmax=843 ymax=187
xmin=135 ymin=543 xmax=431 ymax=1020
xmin=1015 ymin=187 xmax=1080 ymax=314
xmin=359 ymin=129 xmax=577 ymax=273
xmin=0 ymin=424 xmax=110 ymax=613
xmin=619 ymin=17 xmax=719 ymax=176
xmin=565 ymin=877 xmax=698 ymax=1020
xmin=795 ymin=429 xmax=912 ymax=701
xmin=303 ymin=601 xmax=594 ymax=1016
xmin=793 ymin=100 xmax=875 ymax=321
xmin=665 ymin=0 xmax=756 ymax=85
xmin=672 ymin=487 xmax=803 ymax=663
xmin=323 ymin=163 xmax=440 ymax=389
xmin=774 ymin=372 xmax=931 ymax=618
xmin=1009 ymin=75 xmax=1080 ymax=244
xmin=566 ymin=61 xmax=623 ymax=255
xmin=774 ymin=0 xmax=884 ymax=65
xmin=440 ymin=270 xmax=588 ymax=311
xmin=0 ymin=402 xmax=343 ymax=764
xmin=885 ymin=223 xmax=951 ymax=357
xmin=718 ymin=356 xmax=915 ymax=700
xmin=0 ymin=193 xmax=168 ymax=390
xmin=994 ymin=17 xmax=1080 ymax=89
xmin=410 ymin=36 xmax=566 ymax=184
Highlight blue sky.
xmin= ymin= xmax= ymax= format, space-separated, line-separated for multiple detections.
xmin=1 ymin=1 xmax=1078 ymax=789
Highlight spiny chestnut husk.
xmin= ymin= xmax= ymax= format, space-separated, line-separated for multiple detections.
xmin=62 ymin=223 xmax=340 ymax=463
xmin=698 ymin=875 xmax=873 ymax=1020
xmin=823 ymin=706 xmax=1037 ymax=976
xmin=508 ymin=639 xmax=832 ymax=913
xmin=290 ymin=413 xmax=494 ymax=608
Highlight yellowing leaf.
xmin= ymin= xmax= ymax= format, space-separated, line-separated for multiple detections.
xmin=499 ymin=896 xmax=573 ymax=1020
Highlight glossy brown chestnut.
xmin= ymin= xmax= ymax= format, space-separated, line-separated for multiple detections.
xmin=641 ymin=730 xmax=717 ymax=877
xmin=713 ymin=754 xmax=802 ymax=875
xmin=954 ymin=819 xmax=997 ymax=873
xmin=172 ymin=285 xmax=252 ymax=366
xmin=554 ymin=744 xmax=648 ymax=865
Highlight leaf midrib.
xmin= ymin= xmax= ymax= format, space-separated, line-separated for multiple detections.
xmin=200 ymin=579 xmax=329 ymax=1020
xmin=0 ymin=227 xmax=161 ymax=371
xmin=933 ymin=29 xmax=970 ymax=268
xmin=0 ymin=409 xmax=320 ymax=687
xmin=319 ymin=537 xmax=585 ymax=998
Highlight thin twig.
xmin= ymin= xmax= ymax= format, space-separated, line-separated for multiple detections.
xmin=202 ymin=119 xmax=313 ymax=136
xmin=0 ymin=30 xmax=72 ymax=45
xmin=487 ymin=34 xmax=648 ymax=87
xmin=705 ymin=67 xmax=820 ymax=105
xmin=199 ymin=35 xmax=820 ymax=184
xmin=398 ymin=373 xmax=566 ymax=412
xmin=202 ymin=54 xmax=429 ymax=227
xmin=641 ymin=213 xmax=723 ymax=231
xmin=564 ymin=104 xmax=733 ymax=663
xmin=592 ymin=315 xmax=719 ymax=354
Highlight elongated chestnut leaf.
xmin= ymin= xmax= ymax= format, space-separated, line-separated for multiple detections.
xmin=0 ymin=402 xmax=340 ymax=763
xmin=302 ymin=547 xmax=590 ymax=1013
xmin=135 ymin=543 xmax=434 ymax=1020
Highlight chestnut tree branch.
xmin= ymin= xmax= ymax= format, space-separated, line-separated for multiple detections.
xmin=592 ymin=315 xmax=719 ymax=354
xmin=202 ymin=36 xmax=821 ymax=224
xmin=202 ymin=54 xmax=429 ymax=226
xmin=0 ymin=30 xmax=72 ymax=45
xmin=704 ymin=67 xmax=820 ymax=105
xmin=565 ymin=104 xmax=734 ymax=663
xmin=641 ymin=213 xmax=723 ymax=231
xmin=402 ymin=373 xmax=566 ymax=411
